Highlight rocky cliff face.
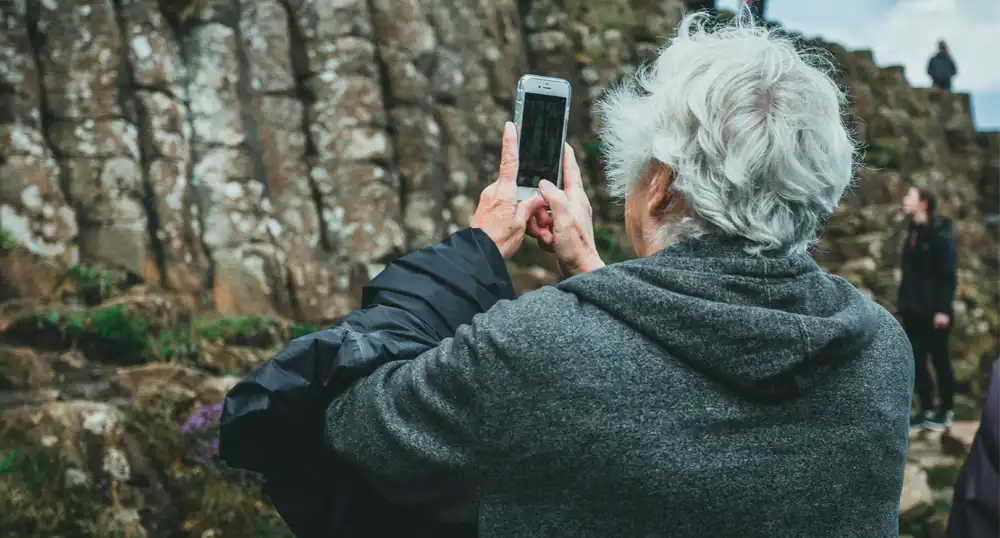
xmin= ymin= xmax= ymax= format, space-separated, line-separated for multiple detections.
xmin=812 ymin=49 xmax=999 ymax=390
xmin=2 ymin=0 xmax=536 ymax=322
xmin=0 ymin=0 xmax=996 ymax=536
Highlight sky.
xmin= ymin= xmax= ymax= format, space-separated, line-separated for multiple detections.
xmin=716 ymin=0 xmax=1000 ymax=130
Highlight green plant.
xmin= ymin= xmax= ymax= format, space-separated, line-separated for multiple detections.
xmin=289 ymin=322 xmax=321 ymax=340
xmin=0 ymin=450 xmax=16 ymax=473
xmin=926 ymin=464 xmax=963 ymax=490
xmin=34 ymin=307 xmax=151 ymax=361
xmin=153 ymin=327 xmax=200 ymax=363
xmin=83 ymin=307 xmax=150 ymax=357
xmin=824 ymin=222 xmax=848 ymax=236
xmin=64 ymin=265 xmax=117 ymax=305
xmin=582 ymin=138 xmax=605 ymax=159
xmin=0 ymin=228 xmax=19 ymax=252
xmin=953 ymin=397 xmax=981 ymax=421
xmin=149 ymin=316 xmax=321 ymax=364
xmin=194 ymin=315 xmax=277 ymax=342
xmin=863 ymin=139 xmax=903 ymax=169
xmin=63 ymin=311 xmax=88 ymax=334
xmin=933 ymin=496 xmax=953 ymax=516
xmin=899 ymin=519 xmax=924 ymax=537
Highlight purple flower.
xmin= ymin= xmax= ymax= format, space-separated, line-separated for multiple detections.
xmin=179 ymin=403 xmax=223 ymax=470
xmin=180 ymin=403 xmax=223 ymax=436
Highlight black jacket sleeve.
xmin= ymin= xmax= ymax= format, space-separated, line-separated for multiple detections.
xmin=218 ymin=227 xmax=513 ymax=538
xmin=947 ymin=359 xmax=999 ymax=538
xmin=932 ymin=220 xmax=958 ymax=314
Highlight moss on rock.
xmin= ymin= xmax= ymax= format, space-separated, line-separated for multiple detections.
xmin=0 ymin=229 xmax=20 ymax=253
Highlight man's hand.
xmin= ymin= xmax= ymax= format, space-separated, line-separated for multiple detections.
xmin=525 ymin=143 xmax=605 ymax=276
xmin=471 ymin=122 xmax=546 ymax=259
xmin=933 ymin=312 xmax=950 ymax=329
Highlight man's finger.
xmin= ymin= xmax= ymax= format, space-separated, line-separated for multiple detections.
xmin=533 ymin=205 xmax=553 ymax=229
xmin=498 ymin=121 xmax=519 ymax=185
xmin=515 ymin=194 xmax=547 ymax=224
xmin=536 ymin=231 xmax=555 ymax=252
xmin=526 ymin=215 xmax=545 ymax=238
xmin=526 ymin=216 xmax=555 ymax=250
xmin=562 ymin=143 xmax=584 ymax=194
xmin=538 ymin=179 xmax=569 ymax=212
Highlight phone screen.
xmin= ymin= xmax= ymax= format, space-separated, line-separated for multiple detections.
xmin=517 ymin=93 xmax=567 ymax=188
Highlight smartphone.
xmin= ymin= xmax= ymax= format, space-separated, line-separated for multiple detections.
xmin=513 ymin=75 xmax=572 ymax=201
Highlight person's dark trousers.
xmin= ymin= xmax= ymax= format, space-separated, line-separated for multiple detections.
xmin=902 ymin=311 xmax=955 ymax=412
xmin=932 ymin=78 xmax=952 ymax=91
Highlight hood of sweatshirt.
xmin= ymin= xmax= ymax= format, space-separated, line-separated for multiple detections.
xmin=559 ymin=234 xmax=884 ymax=402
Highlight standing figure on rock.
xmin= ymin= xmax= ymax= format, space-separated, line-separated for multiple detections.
xmin=899 ymin=187 xmax=959 ymax=430
xmin=927 ymin=41 xmax=958 ymax=91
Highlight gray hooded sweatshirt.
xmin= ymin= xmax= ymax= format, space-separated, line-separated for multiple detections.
xmin=327 ymin=234 xmax=914 ymax=537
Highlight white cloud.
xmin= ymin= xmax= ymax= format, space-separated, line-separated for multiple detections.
xmin=874 ymin=0 xmax=1000 ymax=93
xmin=716 ymin=0 xmax=1000 ymax=93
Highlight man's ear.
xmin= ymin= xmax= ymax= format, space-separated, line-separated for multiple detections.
xmin=646 ymin=163 xmax=674 ymax=218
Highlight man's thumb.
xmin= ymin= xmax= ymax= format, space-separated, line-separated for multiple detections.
xmin=538 ymin=180 xmax=566 ymax=209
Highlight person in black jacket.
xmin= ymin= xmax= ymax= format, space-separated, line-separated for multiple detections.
xmin=899 ymin=186 xmax=959 ymax=430
xmin=220 ymin=203 xmax=535 ymax=538
xmin=927 ymin=41 xmax=958 ymax=91
xmin=947 ymin=357 xmax=1000 ymax=538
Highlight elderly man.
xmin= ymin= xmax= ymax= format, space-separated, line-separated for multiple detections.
xmin=321 ymin=11 xmax=912 ymax=538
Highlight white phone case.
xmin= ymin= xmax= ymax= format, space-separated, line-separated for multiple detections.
xmin=513 ymin=75 xmax=572 ymax=201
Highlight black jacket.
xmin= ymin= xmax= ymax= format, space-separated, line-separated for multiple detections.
xmin=897 ymin=217 xmax=958 ymax=317
xmin=927 ymin=53 xmax=957 ymax=85
xmin=219 ymin=228 xmax=510 ymax=538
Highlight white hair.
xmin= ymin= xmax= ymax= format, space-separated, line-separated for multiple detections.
xmin=598 ymin=9 xmax=858 ymax=254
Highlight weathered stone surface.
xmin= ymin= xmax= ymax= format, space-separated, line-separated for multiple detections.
xmin=0 ymin=126 xmax=78 ymax=263
xmin=0 ymin=399 xmax=162 ymax=536
xmin=3 ymin=0 xmax=995 ymax=335
xmin=900 ymin=461 xmax=934 ymax=523
xmin=941 ymin=420 xmax=980 ymax=457
xmin=0 ymin=346 xmax=55 ymax=389
xmin=0 ymin=240 xmax=69 ymax=300
xmin=908 ymin=428 xmax=961 ymax=470
xmin=27 ymin=0 xmax=152 ymax=276
xmin=0 ymin=5 xmax=79 ymax=265
xmin=32 ymin=0 xmax=122 ymax=120
xmin=111 ymin=363 xmax=205 ymax=404
xmin=97 ymin=285 xmax=185 ymax=331
xmin=111 ymin=363 xmax=235 ymax=406
xmin=198 ymin=342 xmax=271 ymax=375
